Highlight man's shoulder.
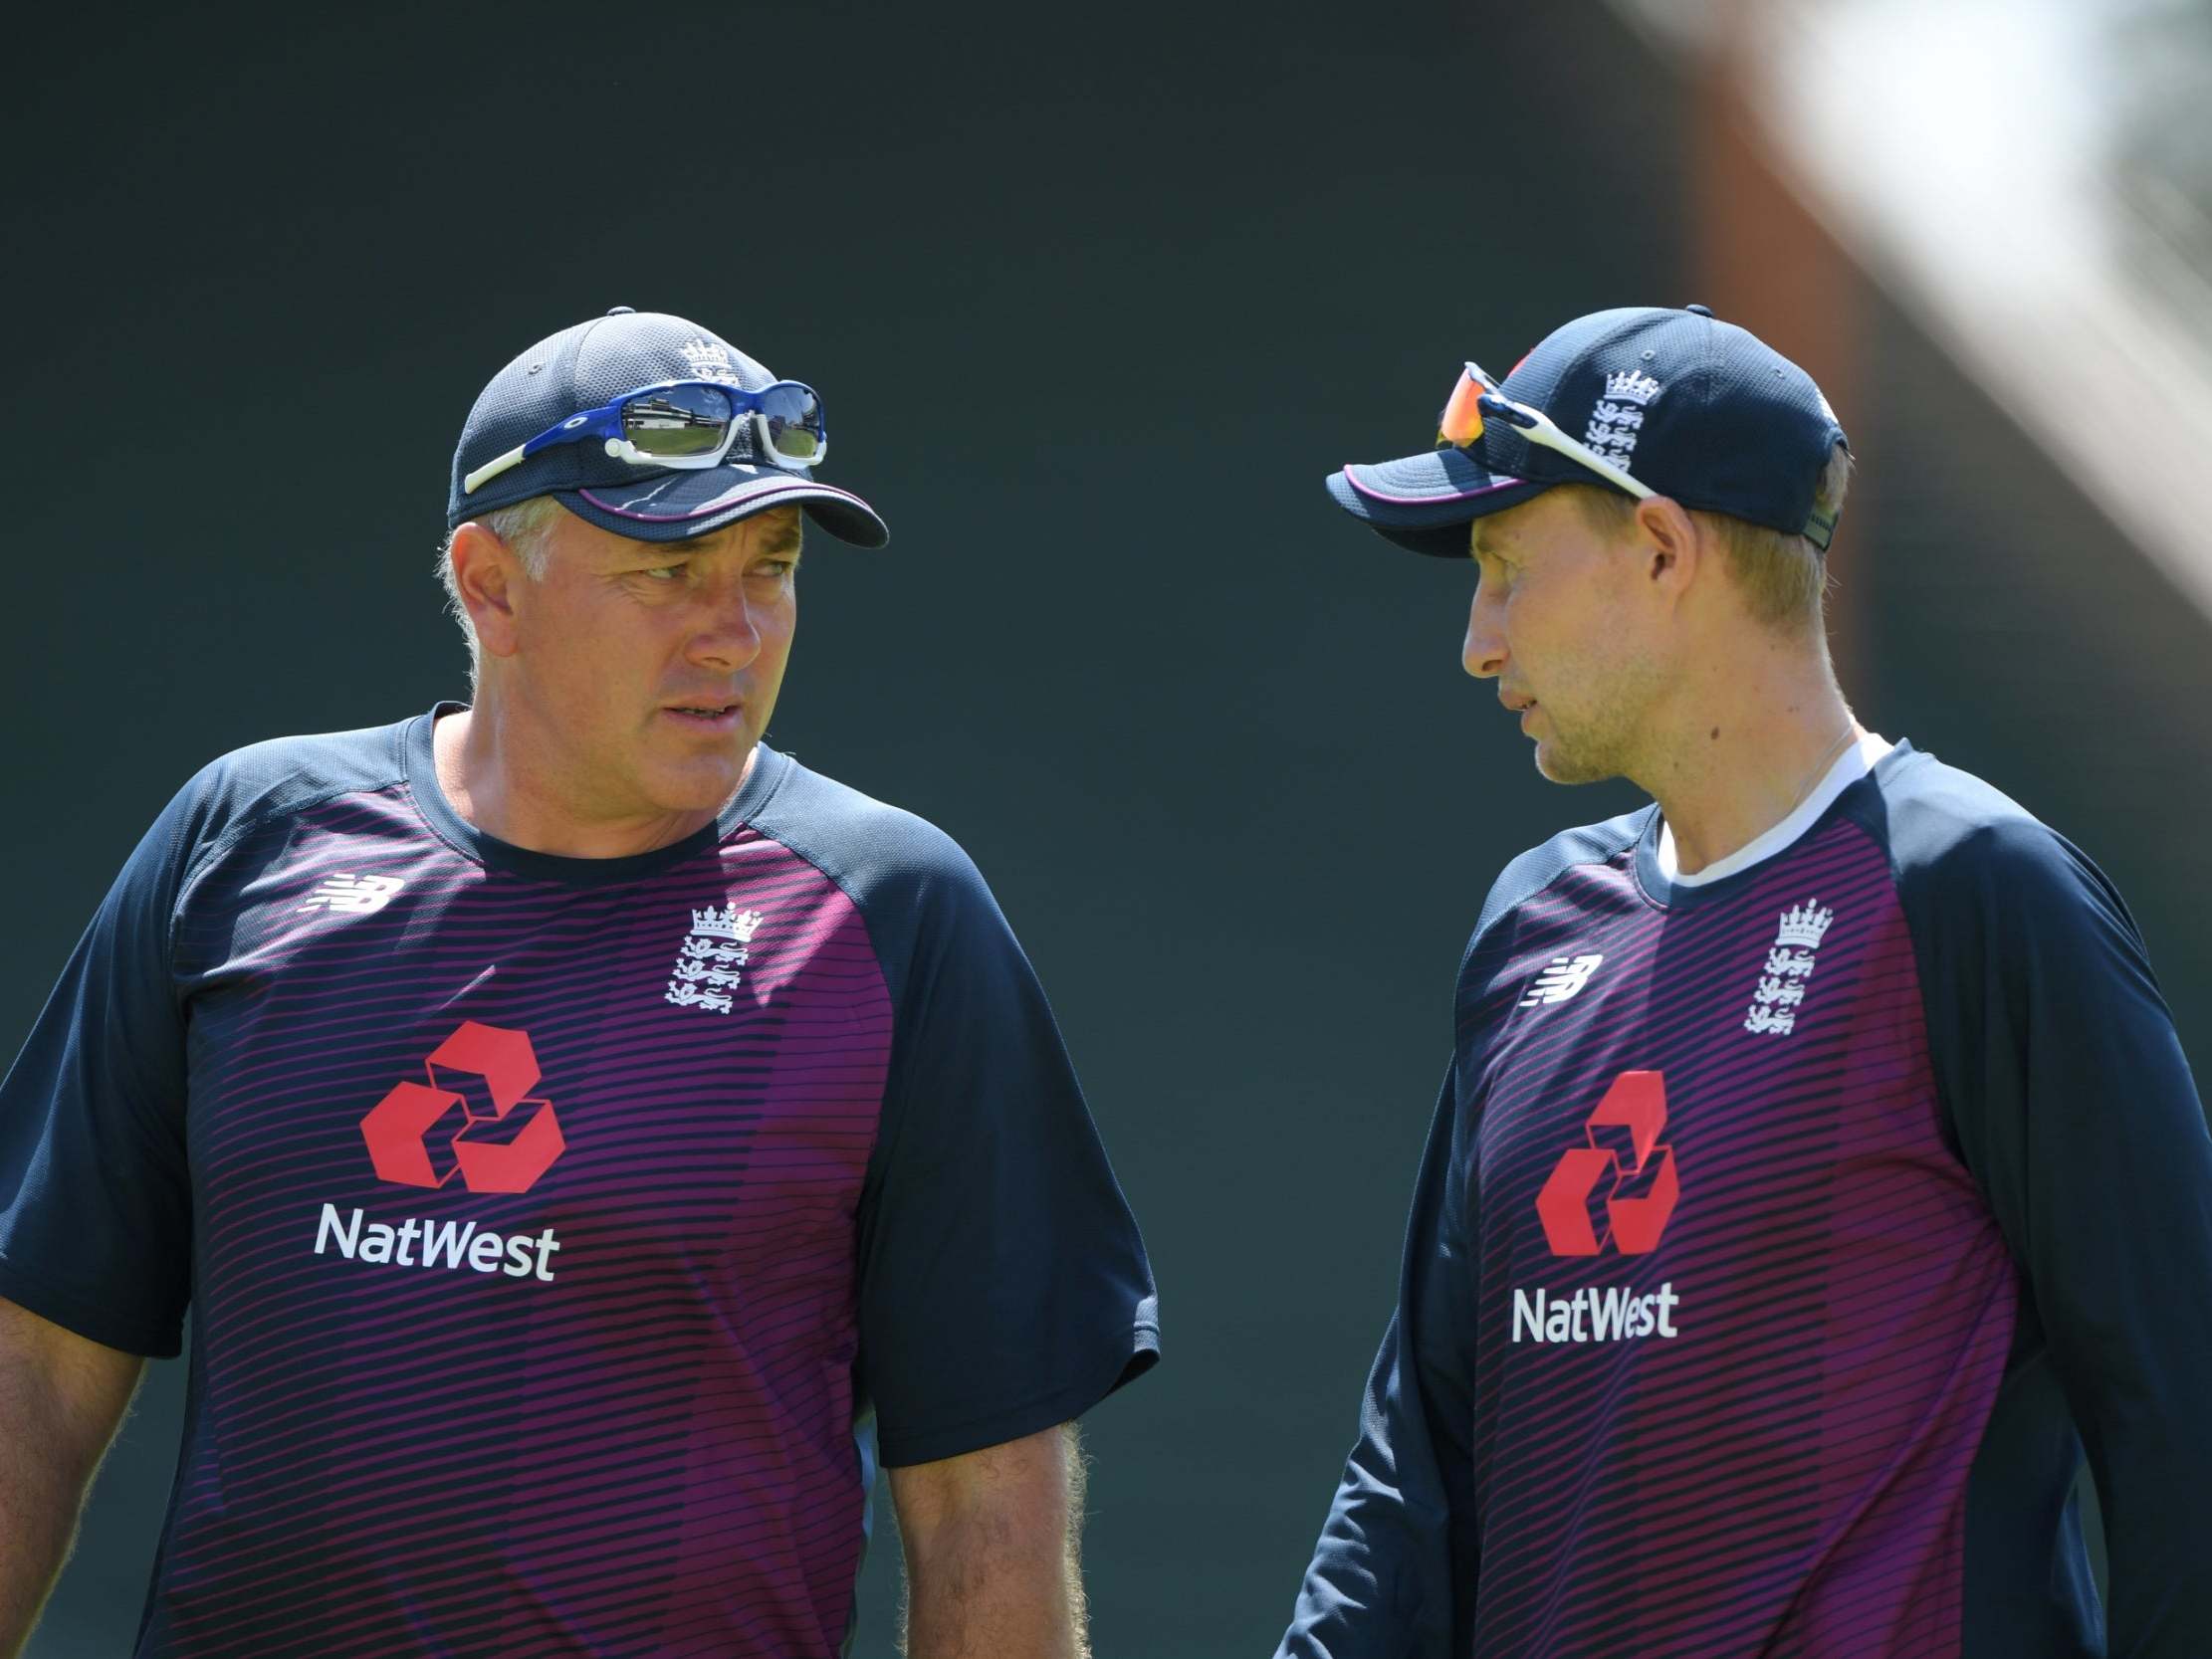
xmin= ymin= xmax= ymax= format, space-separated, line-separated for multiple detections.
xmin=1471 ymin=804 xmax=1655 ymax=944
xmin=182 ymin=717 xmax=416 ymax=822
xmin=745 ymin=749 xmax=991 ymax=916
xmin=1853 ymin=743 xmax=2081 ymax=895
xmin=131 ymin=715 xmax=418 ymax=889
xmin=1847 ymin=743 xmax=2131 ymax=959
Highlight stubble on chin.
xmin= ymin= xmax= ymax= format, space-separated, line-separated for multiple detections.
xmin=1533 ymin=726 xmax=1629 ymax=788
xmin=1536 ymin=746 xmax=1595 ymax=786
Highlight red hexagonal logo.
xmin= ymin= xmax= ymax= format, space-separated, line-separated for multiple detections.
xmin=1534 ymin=1070 xmax=1679 ymax=1256
xmin=359 ymin=1020 xmax=565 ymax=1195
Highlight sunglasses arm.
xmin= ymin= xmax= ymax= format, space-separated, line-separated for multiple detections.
xmin=1552 ymin=436 xmax=1655 ymax=501
xmin=461 ymin=445 xmax=528 ymax=496
xmin=460 ymin=403 xmax=628 ymax=496
xmin=1484 ymin=395 xmax=1656 ymax=502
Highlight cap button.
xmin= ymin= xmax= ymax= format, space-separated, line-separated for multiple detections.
xmin=605 ymin=305 xmax=636 ymax=315
xmin=1684 ymin=303 xmax=1714 ymax=317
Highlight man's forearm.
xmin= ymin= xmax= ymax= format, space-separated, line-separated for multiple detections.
xmin=902 ymin=1506 xmax=1086 ymax=1659
xmin=0 ymin=1306 xmax=144 ymax=1659
xmin=896 ymin=1423 xmax=1089 ymax=1659
xmin=0 ymin=1461 xmax=80 ymax=1659
xmin=0 ymin=1379 xmax=107 ymax=1657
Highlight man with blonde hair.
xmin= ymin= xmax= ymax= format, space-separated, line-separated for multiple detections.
xmin=1276 ymin=305 xmax=2212 ymax=1657
xmin=0 ymin=307 xmax=1159 ymax=1658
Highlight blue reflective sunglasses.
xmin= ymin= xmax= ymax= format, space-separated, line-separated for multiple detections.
xmin=463 ymin=377 xmax=827 ymax=496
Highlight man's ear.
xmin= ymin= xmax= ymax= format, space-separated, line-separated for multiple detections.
xmin=448 ymin=521 xmax=528 ymax=660
xmin=1631 ymin=495 xmax=1702 ymax=602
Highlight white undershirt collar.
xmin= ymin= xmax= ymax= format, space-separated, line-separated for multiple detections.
xmin=1656 ymin=730 xmax=1895 ymax=888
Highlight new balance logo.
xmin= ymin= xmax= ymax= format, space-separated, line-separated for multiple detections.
xmin=1519 ymin=953 xmax=1605 ymax=1007
xmin=299 ymin=873 xmax=405 ymax=915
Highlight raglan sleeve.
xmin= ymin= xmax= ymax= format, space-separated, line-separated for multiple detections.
xmin=1911 ymin=818 xmax=2212 ymax=1654
xmin=852 ymin=839 xmax=1158 ymax=1469
xmin=1275 ymin=1063 xmax=1479 ymax=1659
xmin=0 ymin=777 xmax=206 ymax=1357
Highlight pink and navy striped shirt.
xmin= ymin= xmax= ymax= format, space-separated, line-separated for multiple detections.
xmin=0 ymin=706 xmax=1159 ymax=1657
xmin=1280 ymin=741 xmax=2212 ymax=1659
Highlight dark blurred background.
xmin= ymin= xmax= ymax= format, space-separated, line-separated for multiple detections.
xmin=7 ymin=2 xmax=2210 ymax=1654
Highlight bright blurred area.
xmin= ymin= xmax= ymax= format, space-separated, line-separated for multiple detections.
xmin=1614 ymin=0 xmax=2212 ymax=616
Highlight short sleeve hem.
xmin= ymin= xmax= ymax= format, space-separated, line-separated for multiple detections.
xmin=0 ymin=1253 xmax=182 ymax=1357
xmin=876 ymin=1318 xmax=1161 ymax=1469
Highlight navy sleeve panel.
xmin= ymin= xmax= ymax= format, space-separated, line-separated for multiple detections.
xmin=1279 ymin=810 xmax=1646 ymax=1659
xmin=0 ymin=721 xmax=411 ymax=1356
xmin=1875 ymin=748 xmax=2212 ymax=1657
xmin=1278 ymin=1070 xmax=1474 ymax=1659
xmin=1463 ymin=806 xmax=1655 ymax=975
xmin=748 ymin=757 xmax=1159 ymax=1469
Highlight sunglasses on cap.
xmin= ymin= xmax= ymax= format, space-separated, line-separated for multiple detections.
xmin=463 ymin=377 xmax=828 ymax=497
xmin=1438 ymin=361 xmax=1655 ymax=502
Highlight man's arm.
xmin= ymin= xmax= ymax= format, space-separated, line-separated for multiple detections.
xmin=1907 ymin=818 xmax=2212 ymax=1654
xmin=1276 ymin=1069 xmax=1476 ymax=1659
xmin=888 ymin=1422 xmax=1088 ymax=1659
xmin=0 ymin=1299 xmax=144 ymax=1659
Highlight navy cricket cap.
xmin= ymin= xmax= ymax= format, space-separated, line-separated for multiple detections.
xmin=1327 ymin=305 xmax=1848 ymax=558
xmin=447 ymin=308 xmax=889 ymax=547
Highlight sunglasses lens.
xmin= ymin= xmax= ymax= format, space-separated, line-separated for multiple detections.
xmin=756 ymin=383 xmax=825 ymax=464
xmin=622 ymin=383 xmax=736 ymax=458
xmin=1438 ymin=369 xmax=1487 ymax=448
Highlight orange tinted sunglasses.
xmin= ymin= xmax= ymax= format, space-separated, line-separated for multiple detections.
xmin=1435 ymin=361 xmax=1655 ymax=501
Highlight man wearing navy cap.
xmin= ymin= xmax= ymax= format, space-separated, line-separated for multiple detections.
xmin=0 ymin=308 xmax=1159 ymax=1658
xmin=1276 ymin=306 xmax=2212 ymax=1657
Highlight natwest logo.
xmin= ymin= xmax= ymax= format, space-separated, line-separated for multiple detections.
xmin=359 ymin=1021 xmax=566 ymax=1195
xmin=1535 ymin=1070 xmax=1679 ymax=1256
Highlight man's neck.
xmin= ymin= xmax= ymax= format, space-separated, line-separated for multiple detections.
xmin=431 ymin=701 xmax=727 ymax=861
xmin=1633 ymin=651 xmax=1859 ymax=878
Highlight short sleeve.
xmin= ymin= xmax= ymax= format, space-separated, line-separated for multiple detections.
xmin=853 ymin=855 xmax=1158 ymax=1468
xmin=0 ymin=781 xmax=202 ymax=1355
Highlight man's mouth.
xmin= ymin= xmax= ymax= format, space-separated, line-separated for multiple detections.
xmin=664 ymin=702 xmax=742 ymax=726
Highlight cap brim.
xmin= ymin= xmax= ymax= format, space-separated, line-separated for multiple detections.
xmin=1326 ymin=448 xmax=1552 ymax=558
xmin=557 ymin=462 xmax=889 ymax=548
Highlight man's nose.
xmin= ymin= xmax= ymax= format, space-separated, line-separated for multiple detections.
xmin=688 ymin=585 xmax=764 ymax=672
xmin=1463 ymin=590 xmax=1505 ymax=680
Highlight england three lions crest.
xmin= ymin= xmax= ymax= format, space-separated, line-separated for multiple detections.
xmin=1586 ymin=368 xmax=1660 ymax=467
xmin=665 ymin=903 xmax=764 ymax=1016
xmin=1743 ymin=900 xmax=1833 ymax=1036
xmin=679 ymin=337 xmax=743 ymax=385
